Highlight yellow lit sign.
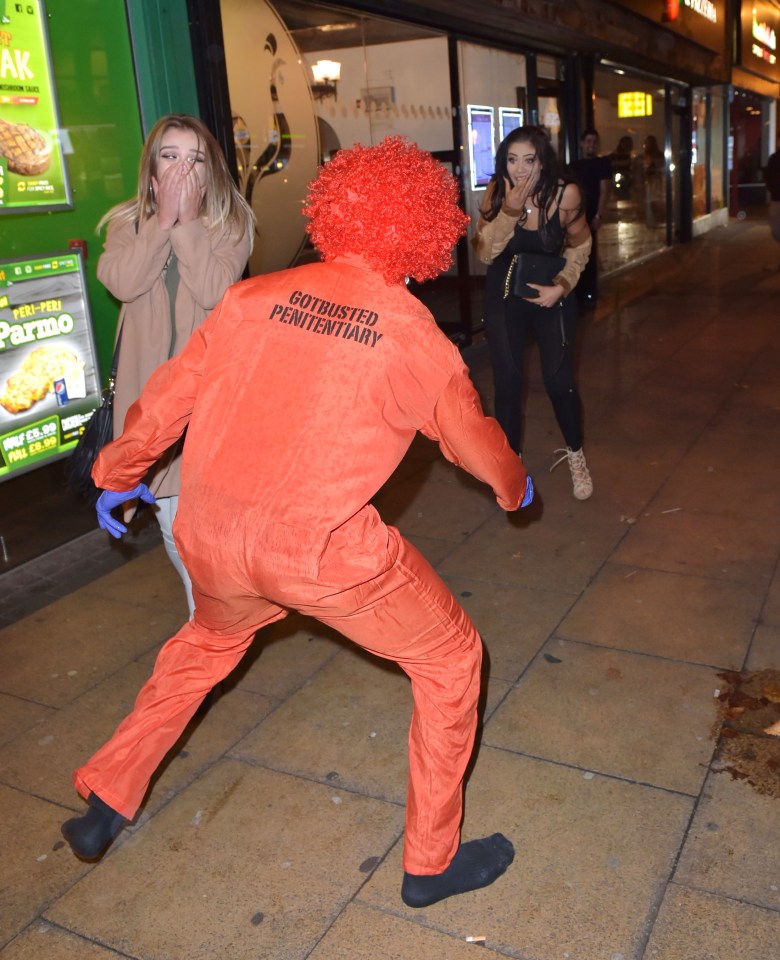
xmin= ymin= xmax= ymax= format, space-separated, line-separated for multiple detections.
xmin=618 ymin=92 xmax=653 ymax=118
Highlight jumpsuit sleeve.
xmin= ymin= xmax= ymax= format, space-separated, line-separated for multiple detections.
xmin=420 ymin=366 xmax=527 ymax=511
xmin=91 ymin=294 xmax=226 ymax=492
xmin=170 ymin=219 xmax=251 ymax=310
xmin=96 ymin=217 xmax=172 ymax=302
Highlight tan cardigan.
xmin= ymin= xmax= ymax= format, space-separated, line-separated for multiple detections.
xmin=98 ymin=214 xmax=251 ymax=499
xmin=471 ymin=182 xmax=592 ymax=296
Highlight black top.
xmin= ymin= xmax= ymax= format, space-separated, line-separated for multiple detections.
xmin=571 ymin=155 xmax=612 ymax=221
xmin=507 ymin=204 xmax=565 ymax=257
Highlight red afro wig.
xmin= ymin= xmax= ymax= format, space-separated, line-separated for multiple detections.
xmin=303 ymin=136 xmax=469 ymax=285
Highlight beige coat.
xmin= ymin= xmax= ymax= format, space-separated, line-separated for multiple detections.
xmin=471 ymin=182 xmax=592 ymax=296
xmin=98 ymin=214 xmax=251 ymax=499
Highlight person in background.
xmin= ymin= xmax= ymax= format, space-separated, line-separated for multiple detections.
xmin=642 ymin=135 xmax=665 ymax=229
xmin=570 ymin=127 xmax=612 ymax=308
xmin=472 ymin=125 xmax=594 ymax=500
xmin=765 ymin=131 xmax=780 ymax=245
xmin=61 ymin=137 xmax=534 ymax=910
xmin=610 ymin=135 xmax=635 ymax=203
xmin=96 ymin=114 xmax=255 ymax=618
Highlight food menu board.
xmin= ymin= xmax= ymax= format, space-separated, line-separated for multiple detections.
xmin=0 ymin=251 xmax=101 ymax=479
xmin=0 ymin=0 xmax=72 ymax=212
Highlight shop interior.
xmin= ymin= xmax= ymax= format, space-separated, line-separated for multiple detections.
xmin=217 ymin=0 xmax=705 ymax=330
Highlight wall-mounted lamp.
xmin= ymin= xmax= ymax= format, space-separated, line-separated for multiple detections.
xmin=311 ymin=59 xmax=341 ymax=101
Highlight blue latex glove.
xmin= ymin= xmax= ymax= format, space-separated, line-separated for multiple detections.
xmin=96 ymin=483 xmax=156 ymax=539
xmin=520 ymin=474 xmax=534 ymax=508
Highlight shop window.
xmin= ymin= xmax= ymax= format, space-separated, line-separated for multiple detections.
xmin=593 ymin=65 xmax=668 ymax=273
xmin=458 ymin=42 xmax=527 ymax=278
xmin=219 ymin=0 xmax=450 ymax=278
xmin=691 ymin=89 xmax=709 ymax=217
xmin=708 ymin=87 xmax=727 ymax=211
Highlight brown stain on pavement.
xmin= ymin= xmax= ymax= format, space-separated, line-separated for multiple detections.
xmin=712 ymin=668 xmax=780 ymax=799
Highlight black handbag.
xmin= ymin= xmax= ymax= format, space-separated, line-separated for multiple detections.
xmin=65 ymin=327 xmax=122 ymax=505
xmin=504 ymin=252 xmax=566 ymax=300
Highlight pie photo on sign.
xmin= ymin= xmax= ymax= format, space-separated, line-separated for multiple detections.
xmin=0 ymin=345 xmax=83 ymax=414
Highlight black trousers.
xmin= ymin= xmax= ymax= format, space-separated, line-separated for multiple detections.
xmin=483 ymin=263 xmax=583 ymax=455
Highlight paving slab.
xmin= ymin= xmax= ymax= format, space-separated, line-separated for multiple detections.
xmin=443 ymin=575 xmax=574 ymax=684
xmin=359 ymin=747 xmax=693 ymax=960
xmin=484 ymin=639 xmax=719 ymax=794
xmin=0 ymin=659 xmax=272 ymax=816
xmin=611 ymin=508 xmax=778 ymax=586
xmin=652 ymin=429 xmax=780 ymax=524
xmin=0 ymin=784 xmax=92 ymax=946
xmin=762 ymin=568 xmax=780 ymax=628
xmin=74 ymin=544 xmax=188 ymax=614
xmin=643 ymin=884 xmax=780 ymax=960
xmin=373 ymin=472 xmax=499 ymax=542
xmin=1 ymin=922 xmax=124 ymax=960
xmin=438 ymin=502 xmax=622 ymax=596
xmin=404 ymin=533 xmax=460 ymax=568
xmin=46 ymin=759 xmax=404 ymax=960
xmin=745 ymin=624 xmax=780 ymax=671
xmin=674 ymin=764 xmax=780 ymax=912
xmin=0 ymin=588 xmax=186 ymax=709
xmin=559 ymin=563 xmax=761 ymax=668
xmin=221 ymin=614 xmax=344 ymax=700
xmin=307 ymin=902 xmax=490 ymax=960
xmin=0 ymin=692 xmax=53 ymax=749
xmin=231 ymin=647 xmax=412 ymax=804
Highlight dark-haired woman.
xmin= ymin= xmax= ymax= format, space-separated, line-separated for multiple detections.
xmin=472 ymin=125 xmax=594 ymax=500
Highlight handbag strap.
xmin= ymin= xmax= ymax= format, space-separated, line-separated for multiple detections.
xmin=103 ymin=323 xmax=124 ymax=402
xmin=110 ymin=323 xmax=123 ymax=380
xmin=503 ymin=255 xmax=518 ymax=300
xmin=164 ymin=254 xmax=180 ymax=359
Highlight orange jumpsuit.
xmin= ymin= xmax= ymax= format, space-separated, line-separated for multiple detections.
xmin=76 ymin=254 xmax=526 ymax=875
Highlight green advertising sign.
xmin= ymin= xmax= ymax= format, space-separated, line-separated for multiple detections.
xmin=0 ymin=250 xmax=101 ymax=478
xmin=0 ymin=0 xmax=72 ymax=211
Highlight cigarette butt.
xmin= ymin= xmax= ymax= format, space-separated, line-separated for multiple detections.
xmin=466 ymin=935 xmax=486 ymax=943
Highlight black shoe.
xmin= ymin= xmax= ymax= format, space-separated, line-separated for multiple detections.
xmin=61 ymin=792 xmax=125 ymax=860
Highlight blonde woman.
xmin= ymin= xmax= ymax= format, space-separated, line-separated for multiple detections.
xmin=97 ymin=114 xmax=255 ymax=615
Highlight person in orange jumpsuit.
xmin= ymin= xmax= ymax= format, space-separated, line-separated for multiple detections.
xmin=61 ymin=137 xmax=533 ymax=908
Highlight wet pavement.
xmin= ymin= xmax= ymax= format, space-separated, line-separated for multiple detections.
xmin=1 ymin=219 xmax=779 ymax=959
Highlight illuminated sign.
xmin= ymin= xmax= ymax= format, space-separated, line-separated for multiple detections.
xmin=752 ymin=4 xmax=778 ymax=64
xmin=0 ymin=252 xmax=101 ymax=480
xmin=683 ymin=0 xmax=718 ymax=22
xmin=740 ymin=1 xmax=780 ymax=82
xmin=618 ymin=92 xmax=654 ymax=118
xmin=499 ymin=107 xmax=524 ymax=141
xmin=616 ymin=0 xmax=726 ymax=52
xmin=467 ymin=105 xmax=495 ymax=190
xmin=663 ymin=0 xmax=717 ymax=20
xmin=0 ymin=0 xmax=72 ymax=213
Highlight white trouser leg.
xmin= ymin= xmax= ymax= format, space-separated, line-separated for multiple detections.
xmin=154 ymin=495 xmax=195 ymax=618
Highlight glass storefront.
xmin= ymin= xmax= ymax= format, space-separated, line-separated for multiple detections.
xmin=219 ymin=0 xmax=474 ymax=335
xmin=215 ymin=0 xmax=733 ymax=330
xmin=591 ymin=66 xmax=668 ymax=272
xmin=730 ymin=87 xmax=769 ymax=216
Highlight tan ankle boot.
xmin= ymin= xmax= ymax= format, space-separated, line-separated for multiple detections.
xmin=551 ymin=447 xmax=593 ymax=500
